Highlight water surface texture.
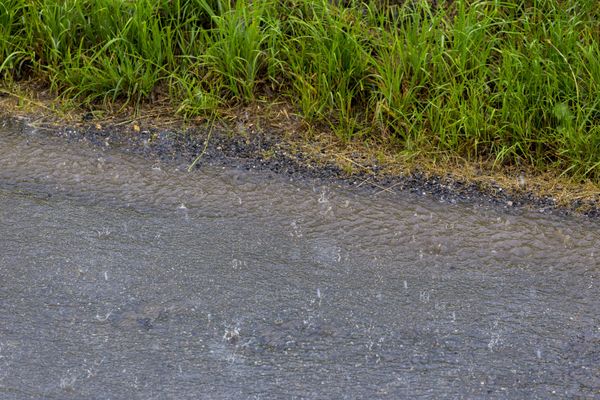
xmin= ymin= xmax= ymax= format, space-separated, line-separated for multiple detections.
xmin=1 ymin=119 xmax=599 ymax=399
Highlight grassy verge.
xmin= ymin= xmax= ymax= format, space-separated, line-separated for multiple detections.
xmin=1 ymin=0 xmax=599 ymax=184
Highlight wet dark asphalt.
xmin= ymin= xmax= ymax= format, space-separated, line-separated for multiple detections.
xmin=0 ymin=119 xmax=599 ymax=399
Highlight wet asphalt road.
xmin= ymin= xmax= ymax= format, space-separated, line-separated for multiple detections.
xmin=1 ymin=119 xmax=599 ymax=399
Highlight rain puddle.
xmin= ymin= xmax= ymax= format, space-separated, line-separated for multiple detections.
xmin=0 ymin=119 xmax=599 ymax=399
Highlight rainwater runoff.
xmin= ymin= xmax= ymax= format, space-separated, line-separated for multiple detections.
xmin=0 ymin=118 xmax=599 ymax=399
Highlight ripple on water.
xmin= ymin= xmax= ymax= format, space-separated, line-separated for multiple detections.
xmin=1 ymin=118 xmax=600 ymax=398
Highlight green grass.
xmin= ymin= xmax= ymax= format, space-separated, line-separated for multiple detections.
xmin=1 ymin=0 xmax=599 ymax=181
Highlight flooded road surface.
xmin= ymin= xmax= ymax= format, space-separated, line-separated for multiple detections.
xmin=1 ymin=119 xmax=599 ymax=399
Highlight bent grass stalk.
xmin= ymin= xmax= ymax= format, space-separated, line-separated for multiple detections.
xmin=188 ymin=119 xmax=214 ymax=172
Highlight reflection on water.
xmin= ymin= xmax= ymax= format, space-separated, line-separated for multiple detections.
xmin=1 ymin=119 xmax=599 ymax=399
